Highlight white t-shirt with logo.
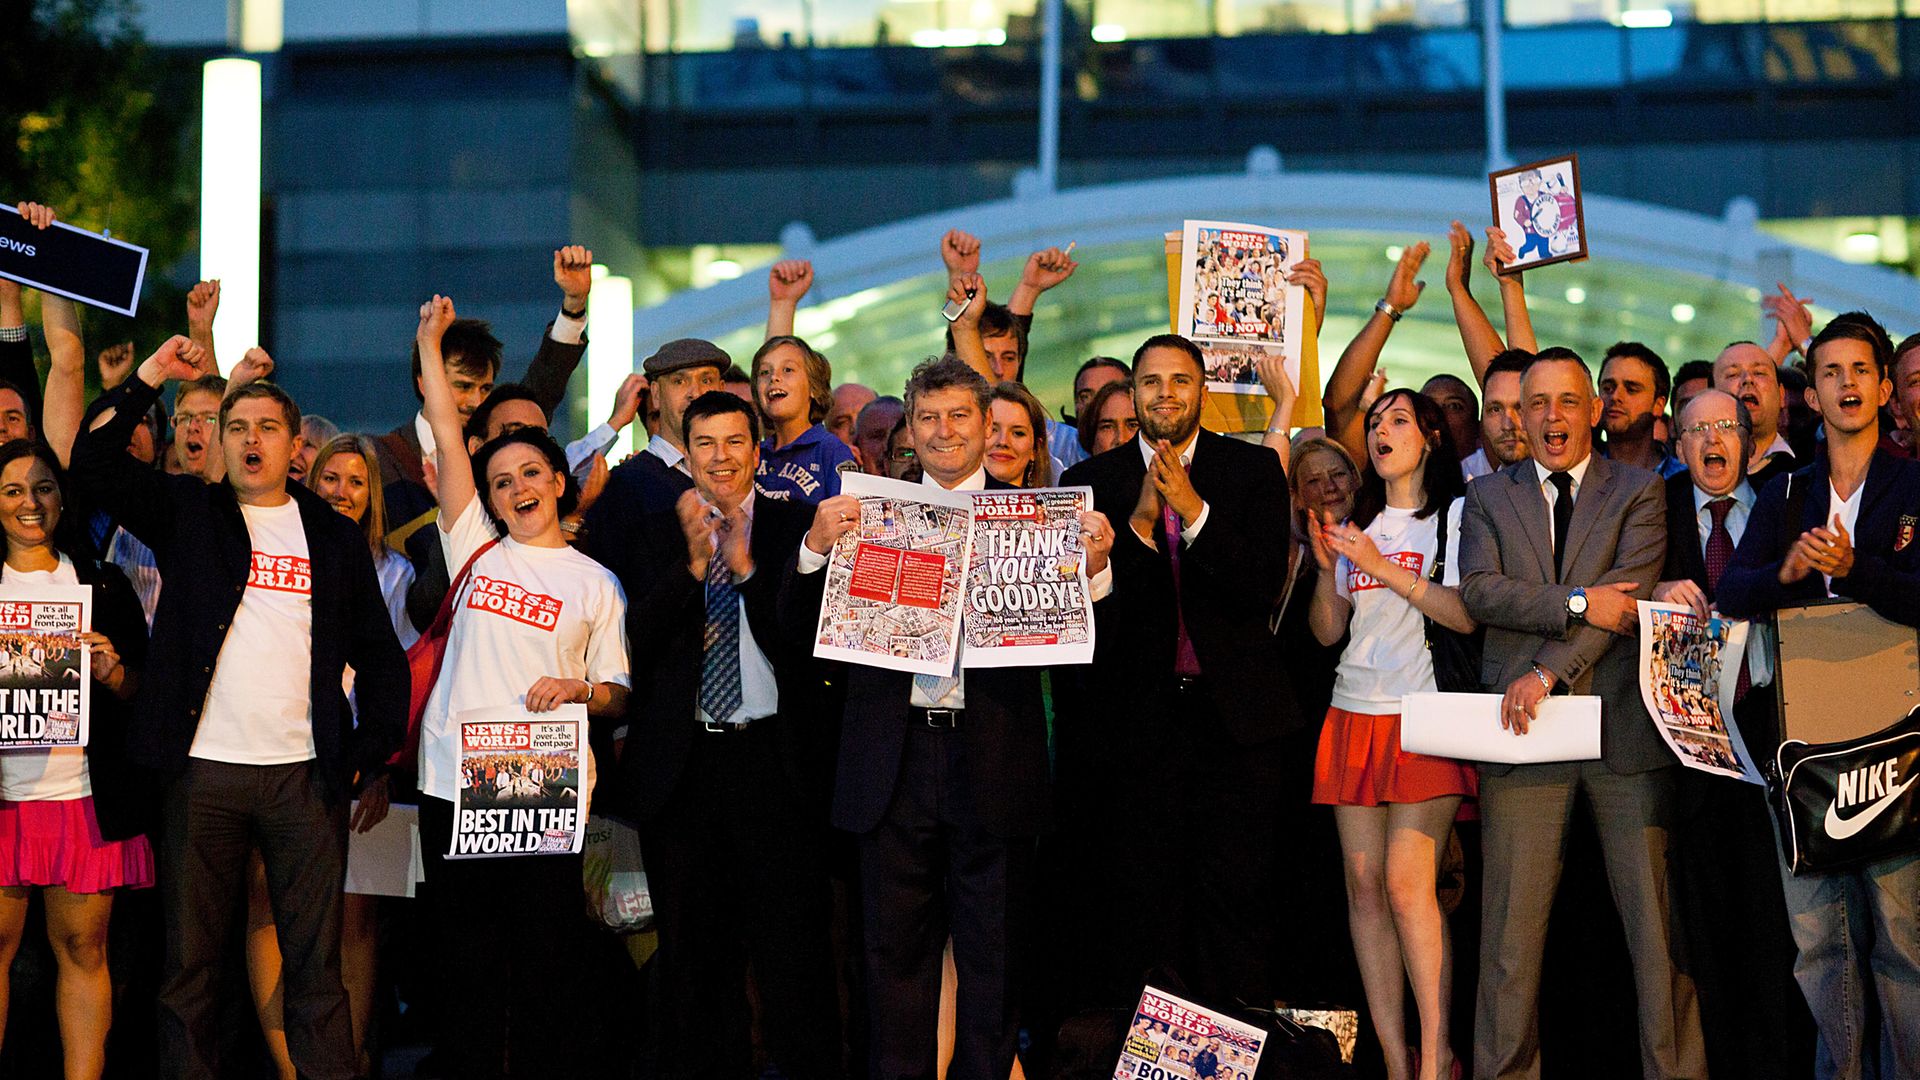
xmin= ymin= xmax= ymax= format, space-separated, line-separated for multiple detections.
xmin=0 ymin=556 xmax=89 ymax=801
xmin=1330 ymin=498 xmax=1464 ymax=714
xmin=418 ymin=500 xmax=631 ymax=802
xmin=190 ymin=501 xmax=317 ymax=765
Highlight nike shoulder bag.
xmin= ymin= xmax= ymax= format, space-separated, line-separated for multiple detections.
xmin=1771 ymin=703 xmax=1920 ymax=876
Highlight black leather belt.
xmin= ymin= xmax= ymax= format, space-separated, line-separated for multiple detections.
xmin=701 ymin=718 xmax=758 ymax=733
xmin=911 ymin=707 xmax=960 ymax=729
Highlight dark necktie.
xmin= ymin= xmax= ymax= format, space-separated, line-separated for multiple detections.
xmin=1549 ymin=471 xmax=1574 ymax=581
xmin=699 ymin=571 xmax=744 ymax=724
xmin=1702 ymin=497 xmax=1750 ymax=702
xmin=1163 ymin=500 xmax=1202 ymax=678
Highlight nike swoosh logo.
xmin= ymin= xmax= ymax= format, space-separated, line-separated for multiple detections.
xmin=1823 ymin=774 xmax=1918 ymax=840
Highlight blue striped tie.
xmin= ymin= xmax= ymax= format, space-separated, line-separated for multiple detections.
xmin=699 ymin=572 xmax=744 ymax=724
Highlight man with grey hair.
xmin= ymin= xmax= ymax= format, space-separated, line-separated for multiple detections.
xmin=1654 ymin=387 xmax=1812 ymax=1077
xmin=788 ymin=354 xmax=1115 ymax=1080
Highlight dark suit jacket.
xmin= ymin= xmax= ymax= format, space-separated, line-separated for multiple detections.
xmin=1719 ymin=447 xmax=1920 ymax=630
xmin=779 ymin=475 xmax=1053 ymax=839
xmin=619 ymin=496 xmax=827 ymax=821
xmin=1459 ymin=453 xmax=1670 ymax=775
xmin=65 ymin=555 xmax=152 ymax=841
xmin=1059 ymin=432 xmax=1298 ymax=744
xmin=71 ymin=375 xmax=409 ymax=798
xmin=375 ymin=320 xmax=589 ymax=536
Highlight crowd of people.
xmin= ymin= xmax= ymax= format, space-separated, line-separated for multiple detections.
xmin=0 ymin=196 xmax=1915 ymax=1080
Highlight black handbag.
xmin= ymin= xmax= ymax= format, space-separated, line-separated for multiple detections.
xmin=1422 ymin=499 xmax=1485 ymax=693
xmin=1771 ymin=704 xmax=1920 ymax=875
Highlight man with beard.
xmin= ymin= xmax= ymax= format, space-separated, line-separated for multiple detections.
xmin=1462 ymin=350 xmax=1534 ymax=479
xmin=1653 ymin=388 xmax=1813 ymax=1079
xmin=1719 ymin=314 xmax=1920 ymax=1080
xmin=1713 ymin=341 xmax=1801 ymax=491
xmin=1597 ymin=342 xmax=1685 ymax=478
xmin=1058 ymin=334 xmax=1297 ymax=1012
xmin=1893 ymin=333 xmax=1920 ymax=456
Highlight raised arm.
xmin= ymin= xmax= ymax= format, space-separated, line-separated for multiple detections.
xmin=70 ymin=336 xmax=205 ymax=552
xmin=185 ymin=280 xmax=221 ymax=375
xmin=1325 ymin=242 xmax=1429 ymax=464
xmin=39 ymin=293 xmax=86 ymax=465
xmin=945 ymin=272 xmax=990 ymax=382
xmin=1288 ymin=255 xmax=1328 ymax=335
xmin=1256 ymin=350 xmax=1297 ymax=470
xmin=521 ymin=246 xmax=594 ymax=418
xmin=1 ymin=203 xmax=56 ymax=422
xmin=1444 ymin=221 xmax=1504 ymax=385
xmin=1763 ymin=282 xmax=1814 ymax=366
xmin=1006 ymin=245 xmax=1078 ymax=318
xmin=416 ymin=296 xmax=477 ymax=525
xmin=1486 ymin=228 xmax=1535 ymax=353
xmin=766 ymin=259 xmax=813 ymax=340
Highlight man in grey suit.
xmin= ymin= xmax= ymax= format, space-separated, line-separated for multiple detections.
xmin=1459 ymin=347 xmax=1706 ymax=1080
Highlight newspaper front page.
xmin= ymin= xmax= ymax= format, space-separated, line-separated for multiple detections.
xmin=961 ymin=487 xmax=1096 ymax=668
xmin=0 ymin=585 xmax=90 ymax=749
xmin=1638 ymin=601 xmax=1764 ymax=784
xmin=1175 ymin=219 xmax=1307 ymax=399
xmin=813 ymin=473 xmax=974 ymax=677
xmin=449 ymin=704 xmax=589 ymax=858
xmin=1115 ymin=985 xmax=1267 ymax=1080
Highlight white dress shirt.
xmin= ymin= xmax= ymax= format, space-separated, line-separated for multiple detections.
xmin=1130 ymin=433 xmax=1211 ymax=548
xmin=1461 ymin=447 xmax=1496 ymax=482
xmin=645 ymin=434 xmax=692 ymax=476
xmin=1533 ymin=454 xmax=1593 ymax=552
xmin=1692 ymin=480 xmax=1773 ymax=687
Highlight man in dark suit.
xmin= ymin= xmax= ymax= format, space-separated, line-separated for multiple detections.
xmin=787 ymin=355 xmax=1115 ymax=1080
xmin=1719 ymin=313 xmax=1920 ymax=1080
xmin=1712 ymin=341 xmax=1803 ymax=494
xmin=376 ymin=245 xmax=595 ymax=538
xmin=1458 ymin=347 xmax=1705 ymax=1080
xmin=72 ymin=337 xmax=408 ymax=1080
xmin=1653 ymin=388 xmax=1813 ymax=1078
xmin=621 ymin=391 xmax=839 ymax=1079
xmin=1056 ymin=333 xmax=1295 ymax=1012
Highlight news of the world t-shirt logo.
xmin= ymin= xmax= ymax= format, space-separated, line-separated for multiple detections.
xmin=248 ymin=552 xmax=312 ymax=593
xmin=466 ymin=574 xmax=563 ymax=630
xmin=1347 ymin=550 xmax=1423 ymax=593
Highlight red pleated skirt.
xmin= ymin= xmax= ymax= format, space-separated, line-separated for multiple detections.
xmin=0 ymin=796 xmax=155 ymax=893
xmin=1312 ymin=706 xmax=1478 ymax=807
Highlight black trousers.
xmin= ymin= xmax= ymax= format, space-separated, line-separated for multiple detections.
xmin=1068 ymin=678 xmax=1287 ymax=1011
xmin=859 ymin=724 xmax=1033 ymax=1080
xmin=418 ymin=795 xmax=592 ymax=1080
xmin=158 ymin=758 xmax=355 ymax=1080
xmin=639 ymin=721 xmax=842 ymax=1079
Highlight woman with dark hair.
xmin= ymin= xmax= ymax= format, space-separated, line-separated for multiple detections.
xmin=751 ymin=334 xmax=855 ymax=503
xmin=1077 ymin=379 xmax=1138 ymax=457
xmin=986 ymin=381 xmax=1054 ymax=487
xmin=0 ymin=439 xmax=151 ymax=1079
xmin=1307 ymin=388 xmax=1476 ymax=1080
xmin=413 ymin=296 xmax=631 ymax=1078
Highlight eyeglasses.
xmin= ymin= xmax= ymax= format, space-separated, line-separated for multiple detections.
xmin=888 ymin=448 xmax=916 ymax=463
xmin=176 ymin=411 xmax=218 ymax=430
xmin=1678 ymin=418 xmax=1750 ymax=438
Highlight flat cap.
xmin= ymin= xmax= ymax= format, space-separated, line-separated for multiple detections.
xmin=643 ymin=338 xmax=730 ymax=378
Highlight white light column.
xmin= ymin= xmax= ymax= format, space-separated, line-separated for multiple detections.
xmin=200 ymin=58 xmax=263 ymax=373
xmin=588 ymin=266 xmax=636 ymax=457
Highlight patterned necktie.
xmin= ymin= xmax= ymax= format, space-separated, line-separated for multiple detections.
xmin=1164 ymin=501 xmax=1203 ymax=677
xmin=913 ymin=643 xmax=963 ymax=705
xmin=699 ymin=571 xmax=744 ymax=724
xmin=1549 ymin=471 xmax=1575 ymax=581
xmin=1702 ymin=497 xmax=1750 ymax=703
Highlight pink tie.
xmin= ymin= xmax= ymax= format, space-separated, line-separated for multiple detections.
xmin=1163 ymin=501 xmax=1202 ymax=678
xmin=1703 ymin=498 xmax=1750 ymax=703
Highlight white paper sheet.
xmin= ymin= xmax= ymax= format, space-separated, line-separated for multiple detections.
xmin=345 ymin=802 xmax=420 ymax=898
xmin=1400 ymin=691 xmax=1603 ymax=763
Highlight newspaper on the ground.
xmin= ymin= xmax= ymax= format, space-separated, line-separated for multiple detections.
xmin=1175 ymin=219 xmax=1307 ymax=398
xmin=0 ymin=585 xmax=90 ymax=749
xmin=1115 ymin=985 xmax=1267 ymax=1080
xmin=960 ymin=487 xmax=1096 ymax=668
xmin=813 ymin=472 xmax=973 ymax=677
xmin=449 ymin=704 xmax=589 ymax=858
xmin=1638 ymin=601 xmax=1764 ymax=784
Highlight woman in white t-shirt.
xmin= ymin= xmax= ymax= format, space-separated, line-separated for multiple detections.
xmin=415 ymin=295 xmax=631 ymax=1078
xmin=0 ymin=440 xmax=153 ymax=1080
xmin=1308 ymin=388 xmax=1478 ymax=1080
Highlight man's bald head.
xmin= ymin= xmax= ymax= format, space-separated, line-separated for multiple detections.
xmin=827 ymin=382 xmax=878 ymax=447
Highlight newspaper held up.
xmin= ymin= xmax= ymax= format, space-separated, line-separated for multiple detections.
xmin=0 ymin=585 xmax=90 ymax=749
xmin=1115 ymin=985 xmax=1267 ymax=1080
xmin=1637 ymin=601 xmax=1764 ymax=784
xmin=814 ymin=472 xmax=973 ymax=677
xmin=449 ymin=704 xmax=589 ymax=858
xmin=961 ymin=487 xmax=1096 ymax=668
xmin=1175 ymin=219 xmax=1307 ymax=398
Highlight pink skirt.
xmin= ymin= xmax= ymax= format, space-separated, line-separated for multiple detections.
xmin=0 ymin=796 xmax=155 ymax=893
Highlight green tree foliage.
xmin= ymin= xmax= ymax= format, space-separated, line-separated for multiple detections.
xmin=2 ymin=0 xmax=195 ymax=355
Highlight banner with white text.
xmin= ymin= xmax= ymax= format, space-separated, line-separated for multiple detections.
xmin=0 ymin=585 xmax=91 ymax=749
xmin=961 ymin=487 xmax=1096 ymax=668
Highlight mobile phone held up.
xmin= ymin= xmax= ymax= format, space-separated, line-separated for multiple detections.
xmin=941 ymin=286 xmax=977 ymax=323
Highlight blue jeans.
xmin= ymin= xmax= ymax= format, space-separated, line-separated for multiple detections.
xmin=1775 ymin=844 xmax=1920 ymax=1080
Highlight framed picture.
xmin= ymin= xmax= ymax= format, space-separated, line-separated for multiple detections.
xmin=1488 ymin=153 xmax=1587 ymax=274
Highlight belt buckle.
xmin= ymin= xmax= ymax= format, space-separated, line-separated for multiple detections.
xmin=923 ymin=708 xmax=957 ymax=729
xmin=1175 ymin=675 xmax=1201 ymax=691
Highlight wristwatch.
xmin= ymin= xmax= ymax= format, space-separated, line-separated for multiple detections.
xmin=1374 ymin=298 xmax=1403 ymax=323
xmin=1565 ymin=586 xmax=1588 ymax=625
